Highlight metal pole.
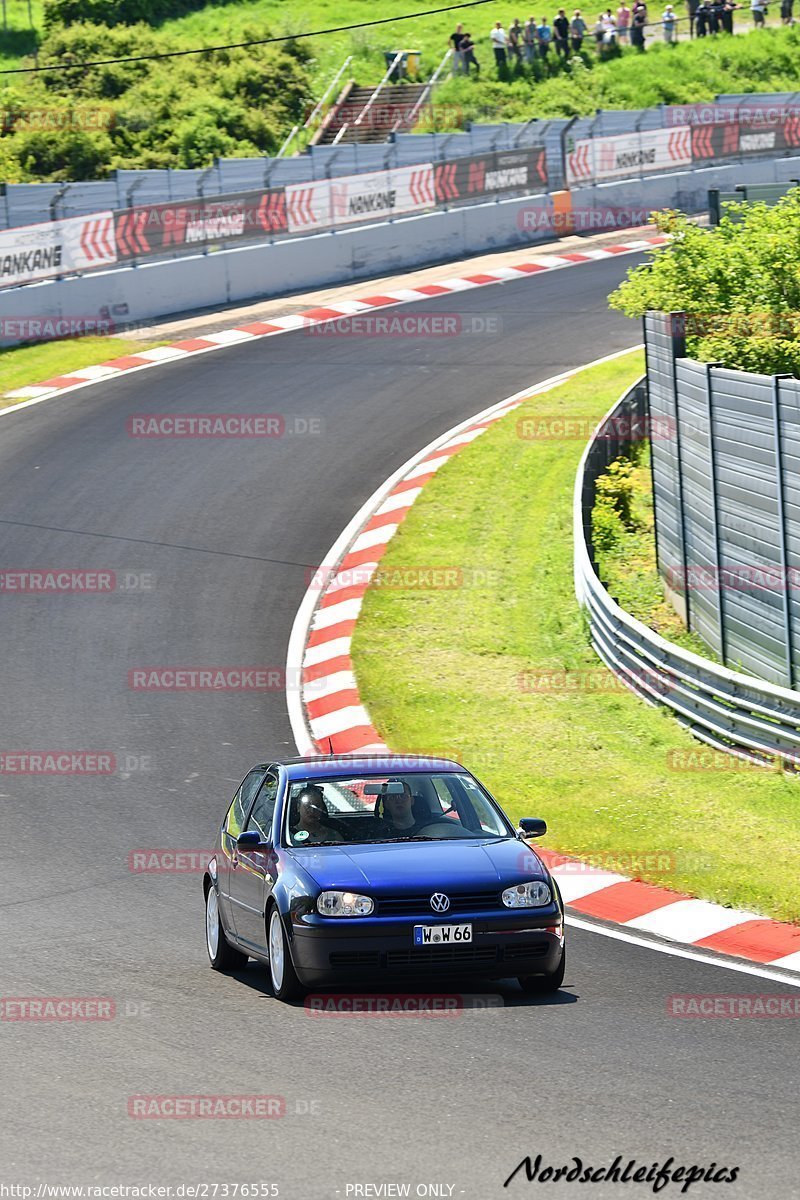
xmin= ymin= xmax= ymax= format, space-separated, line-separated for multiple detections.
xmin=643 ymin=317 xmax=661 ymax=573
xmin=772 ymin=374 xmax=796 ymax=688
xmin=704 ymin=361 xmax=727 ymax=665
xmin=668 ymin=311 xmax=692 ymax=630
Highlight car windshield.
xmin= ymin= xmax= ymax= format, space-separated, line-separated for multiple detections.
xmin=283 ymin=772 xmax=512 ymax=847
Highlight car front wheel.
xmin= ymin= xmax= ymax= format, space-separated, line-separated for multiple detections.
xmin=206 ymin=882 xmax=248 ymax=971
xmin=268 ymin=905 xmax=302 ymax=1001
xmin=518 ymin=947 xmax=566 ymax=995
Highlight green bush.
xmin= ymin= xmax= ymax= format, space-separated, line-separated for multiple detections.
xmin=594 ymin=457 xmax=638 ymax=528
xmin=0 ymin=23 xmax=313 ymax=178
xmin=44 ymin=0 xmax=208 ymax=30
xmin=609 ymin=195 xmax=800 ymax=377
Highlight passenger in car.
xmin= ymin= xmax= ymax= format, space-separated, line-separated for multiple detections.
xmin=292 ymin=787 xmax=348 ymax=844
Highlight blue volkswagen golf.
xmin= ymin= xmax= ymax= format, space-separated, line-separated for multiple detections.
xmin=204 ymin=755 xmax=565 ymax=1000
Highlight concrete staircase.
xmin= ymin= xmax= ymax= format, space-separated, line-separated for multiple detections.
xmin=316 ymin=83 xmax=430 ymax=145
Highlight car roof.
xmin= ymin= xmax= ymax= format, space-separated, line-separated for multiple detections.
xmin=255 ymin=755 xmax=466 ymax=780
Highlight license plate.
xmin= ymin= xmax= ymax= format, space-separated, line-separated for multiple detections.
xmin=413 ymin=923 xmax=472 ymax=946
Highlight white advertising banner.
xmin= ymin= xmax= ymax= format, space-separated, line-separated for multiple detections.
xmin=285 ymin=180 xmax=333 ymax=234
xmin=567 ymin=128 xmax=692 ymax=184
xmin=328 ymin=164 xmax=435 ymax=227
xmin=0 ymin=212 xmax=117 ymax=288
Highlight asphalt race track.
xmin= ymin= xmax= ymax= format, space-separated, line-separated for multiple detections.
xmin=1 ymin=256 xmax=797 ymax=1197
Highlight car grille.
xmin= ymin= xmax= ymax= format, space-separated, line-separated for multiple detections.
xmin=376 ymin=892 xmax=500 ymax=915
xmin=386 ymin=945 xmax=499 ymax=966
xmin=502 ymin=942 xmax=549 ymax=961
xmin=329 ymin=951 xmax=382 ymax=968
xmin=328 ymin=942 xmax=550 ymax=970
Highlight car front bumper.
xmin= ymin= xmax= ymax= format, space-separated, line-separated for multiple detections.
xmin=289 ymin=910 xmax=564 ymax=986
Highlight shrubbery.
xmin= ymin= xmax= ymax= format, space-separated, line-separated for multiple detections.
xmin=609 ymin=195 xmax=800 ymax=377
xmin=0 ymin=23 xmax=313 ymax=178
xmin=44 ymin=0 xmax=207 ymax=31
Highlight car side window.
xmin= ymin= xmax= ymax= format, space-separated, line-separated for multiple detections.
xmin=247 ymin=773 xmax=279 ymax=842
xmin=225 ymin=768 xmax=267 ymax=838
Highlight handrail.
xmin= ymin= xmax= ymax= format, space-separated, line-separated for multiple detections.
xmin=305 ymin=55 xmax=354 ymax=131
xmin=278 ymin=55 xmax=354 ymax=157
xmin=331 ymin=123 xmax=348 ymax=146
xmin=574 ymin=377 xmax=800 ymax=769
xmin=354 ymin=51 xmax=404 ymax=130
xmin=391 ymin=48 xmax=452 ymax=135
xmin=276 ymin=125 xmax=300 ymax=158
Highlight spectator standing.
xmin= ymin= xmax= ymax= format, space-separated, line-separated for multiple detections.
xmin=523 ymin=16 xmax=539 ymax=59
xmin=450 ymin=23 xmax=466 ymax=73
xmin=508 ymin=18 xmax=524 ymax=60
xmin=491 ymin=20 xmax=508 ymax=65
xmin=570 ymin=8 xmax=588 ymax=46
xmin=750 ymin=0 xmax=767 ymax=23
xmin=709 ymin=0 xmax=724 ymax=27
xmin=538 ymin=15 xmax=554 ymax=54
xmin=593 ymin=12 xmax=607 ymax=46
xmin=781 ymin=0 xmax=793 ymax=21
xmin=662 ymin=3 xmax=678 ymax=36
xmin=631 ymin=0 xmax=648 ymax=46
xmin=721 ymin=0 xmax=737 ymax=28
xmin=616 ymin=2 xmax=632 ymax=37
xmin=554 ymin=8 xmax=571 ymax=53
xmin=687 ymin=0 xmax=699 ymax=31
xmin=602 ymin=6 xmax=618 ymax=36
xmin=461 ymin=31 xmax=480 ymax=72
xmin=695 ymin=0 xmax=709 ymax=31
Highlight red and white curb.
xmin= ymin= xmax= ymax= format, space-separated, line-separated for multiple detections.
xmin=285 ymin=352 xmax=800 ymax=981
xmin=2 ymin=236 xmax=667 ymax=412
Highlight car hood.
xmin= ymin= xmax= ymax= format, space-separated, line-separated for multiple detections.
xmin=289 ymin=837 xmax=547 ymax=894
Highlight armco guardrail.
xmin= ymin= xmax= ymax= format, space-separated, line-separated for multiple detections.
xmin=574 ymin=378 xmax=800 ymax=768
xmin=0 ymin=145 xmax=548 ymax=289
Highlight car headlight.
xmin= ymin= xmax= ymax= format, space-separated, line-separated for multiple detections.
xmin=317 ymin=890 xmax=374 ymax=917
xmin=502 ymin=880 xmax=552 ymax=908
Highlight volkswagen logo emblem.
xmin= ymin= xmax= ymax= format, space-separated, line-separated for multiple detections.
xmin=430 ymin=893 xmax=450 ymax=913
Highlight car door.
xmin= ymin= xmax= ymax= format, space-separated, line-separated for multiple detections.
xmin=228 ymin=770 xmax=280 ymax=951
xmin=218 ymin=767 xmax=267 ymax=931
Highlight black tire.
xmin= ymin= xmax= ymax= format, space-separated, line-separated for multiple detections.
xmin=519 ymin=947 xmax=566 ymax=995
xmin=205 ymin=880 xmax=248 ymax=972
xmin=267 ymin=904 xmax=303 ymax=1002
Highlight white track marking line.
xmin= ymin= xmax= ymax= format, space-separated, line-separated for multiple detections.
xmin=566 ymin=915 xmax=800 ymax=986
xmin=626 ymin=898 xmax=763 ymax=941
xmin=550 ymin=870 xmax=629 ymax=903
xmin=301 ymin=637 xmax=353 ymax=669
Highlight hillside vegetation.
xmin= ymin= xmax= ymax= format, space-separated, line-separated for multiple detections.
xmin=2 ymin=0 xmax=800 ymax=179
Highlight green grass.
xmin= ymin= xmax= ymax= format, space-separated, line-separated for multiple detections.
xmin=0 ymin=336 xmax=165 ymax=404
xmin=351 ymin=350 xmax=799 ymax=924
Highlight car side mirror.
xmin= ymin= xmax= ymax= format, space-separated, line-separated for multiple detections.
xmin=518 ymin=817 xmax=547 ymax=838
xmin=236 ymin=830 xmax=264 ymax=846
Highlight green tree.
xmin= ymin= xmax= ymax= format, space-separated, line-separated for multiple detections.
xmin=609 ymin=195 xmax=800 ymax=376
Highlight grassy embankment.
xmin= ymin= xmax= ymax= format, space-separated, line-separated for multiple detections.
xmin=351 ymin=350 xmax=799 ymax=924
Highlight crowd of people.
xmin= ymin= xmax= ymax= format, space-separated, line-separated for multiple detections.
xmin=448 ymin=0 xmax=784 ymax=70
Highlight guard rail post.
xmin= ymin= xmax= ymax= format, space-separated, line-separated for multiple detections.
xmin=704 ymin=361 xmax=727 ymax=663
xmin=772 ymin=373 xmax=796 ymax=688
